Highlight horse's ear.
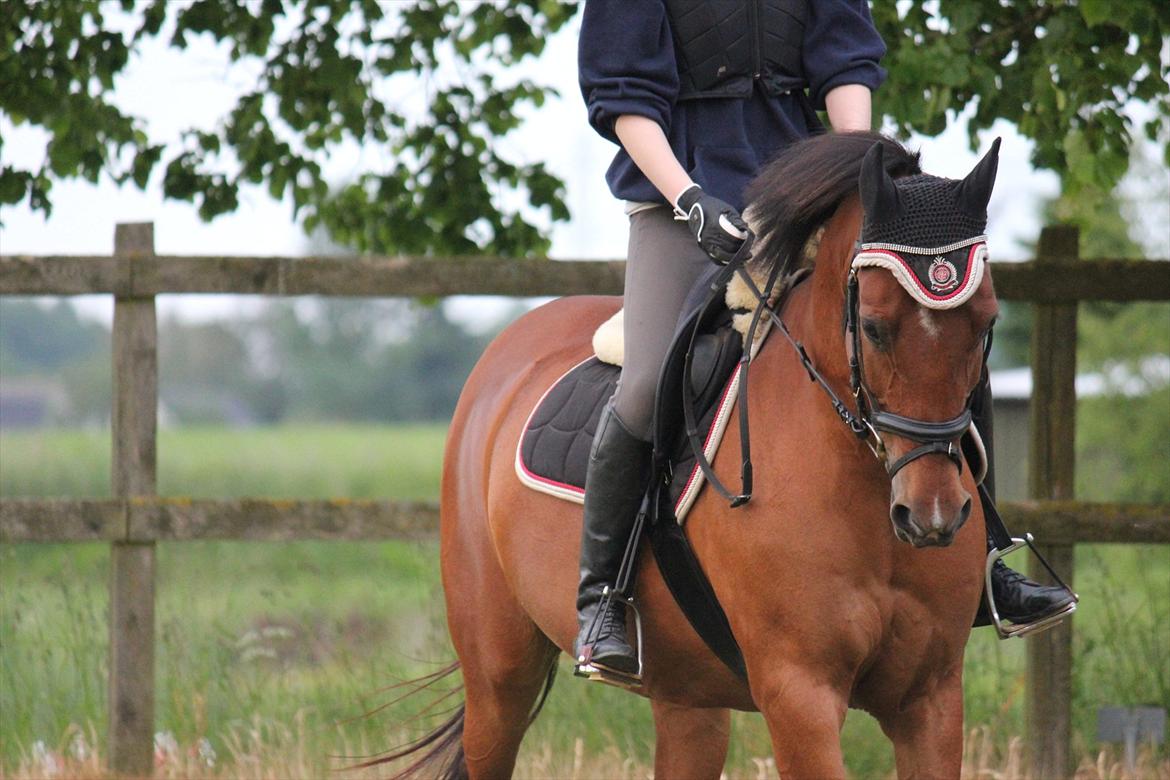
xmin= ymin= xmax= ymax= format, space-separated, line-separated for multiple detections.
xmin=956 ymin=137 xmax=1001 ymax=217
xmin=860 ymin=142 xmax=901 ymax=223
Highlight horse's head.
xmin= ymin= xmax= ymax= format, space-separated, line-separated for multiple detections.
xmin=851 ymin=140 xmax=1001 ymax=547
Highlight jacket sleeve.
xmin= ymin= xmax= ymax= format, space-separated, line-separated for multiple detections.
xmin=802 ymin=0 xmax=887 ymax=110
xmin=578 ymin=0 xmax=679 ymax=145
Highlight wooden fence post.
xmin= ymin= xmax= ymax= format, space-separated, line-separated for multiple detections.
xmin=1026 ymin=225 xmax=1079 ymax=779
xmin=109 ymin=223 xmax=157 ymax=776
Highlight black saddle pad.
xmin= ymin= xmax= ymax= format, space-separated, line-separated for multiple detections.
xmin=517 ymin=358 xmax=616 ymax=497
xmin=516 ymin=305 xmax=743 ymax=512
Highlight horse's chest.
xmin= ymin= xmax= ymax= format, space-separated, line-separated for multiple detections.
xmin=848 ymin=585 xmax=970 ymax=712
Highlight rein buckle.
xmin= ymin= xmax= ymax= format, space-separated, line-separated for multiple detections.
xmin=862 ymin=420 xmax=887 ymax=464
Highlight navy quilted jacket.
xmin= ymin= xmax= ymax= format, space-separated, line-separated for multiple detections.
xmin=579 ymin=0 xmax=886 ymax=210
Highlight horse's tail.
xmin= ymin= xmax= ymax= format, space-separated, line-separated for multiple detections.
xmin=352 ymin=659 xmax=559 ymax=779
xmin=348 ymin=661 xmax=467 ymax=779
xmin=377 ymin=705 xmax=468 ymax=780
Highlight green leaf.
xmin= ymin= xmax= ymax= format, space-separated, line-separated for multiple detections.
xmin=18 ymin=0 xmax=1162 ymax=251
xmin=0 ymin=168 xmax=32 ymax=204
xmin=1079 ymin=0 xmax=1113 ymax=27
xmin=131 ymin=145 xmax=163 ymax=189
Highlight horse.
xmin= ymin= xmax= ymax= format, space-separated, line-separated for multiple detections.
xmin=389 ymin=132 xmax=1000 ymax=779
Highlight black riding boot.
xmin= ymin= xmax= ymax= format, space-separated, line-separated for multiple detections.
xmin=969 ymin=376 xmax=1076 ymax=628
xmin=574 ymin=402 xmax=653 ymax=680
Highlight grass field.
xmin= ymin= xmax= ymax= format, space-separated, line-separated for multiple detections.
xmin=2 ymin=425 xmax=1167 ymax=778
xmin=0 ymin=424 xmax=448 ymax=500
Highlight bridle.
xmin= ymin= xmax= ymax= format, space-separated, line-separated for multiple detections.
xmin=764 ymin=236 xmax=993 ymax=480
xmin=843 ymin=271 xmax=987 ymax=479
xmin=686 ymin=231 xmax=992 ymax=508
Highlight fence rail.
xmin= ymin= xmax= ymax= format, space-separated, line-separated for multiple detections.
xmin=3 ymin=497 xmax=1168 ymax=545
xmin=2 ymin=222 xmax=1168 ymax=777
xmin=2 ymin=252 xmax=1168 ymax=301
xmin=0 ymin=497 xmax=440 ymax=542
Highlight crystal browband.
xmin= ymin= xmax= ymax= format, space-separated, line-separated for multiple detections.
xmin=858 ymin=234 xmax=988 ymax=255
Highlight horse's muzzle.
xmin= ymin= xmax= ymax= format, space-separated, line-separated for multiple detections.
xmin=889 ymin=494 xmax=972 ymax=548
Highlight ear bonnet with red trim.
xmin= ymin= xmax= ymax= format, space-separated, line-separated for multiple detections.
xmin=853 ymin=139 xmax=1000 ymax=309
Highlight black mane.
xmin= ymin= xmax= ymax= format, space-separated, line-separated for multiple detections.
xmin=745 ymin=132 xmax=921 ymax=274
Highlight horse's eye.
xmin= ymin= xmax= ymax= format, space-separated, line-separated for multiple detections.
xmin=862 ymin=319 xmax=888 ymax=350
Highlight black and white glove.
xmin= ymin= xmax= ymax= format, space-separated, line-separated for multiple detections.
xmin=673 ymin=184 xmax=751 ymax=265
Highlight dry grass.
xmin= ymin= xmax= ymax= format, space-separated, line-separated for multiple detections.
xmin=959 ymin=726 xmax=1170 ymax=780
xmin=0 ymin=716 xmax=383 ymax=780
xmin=3 ymin=723 xmax=1167 ymax=780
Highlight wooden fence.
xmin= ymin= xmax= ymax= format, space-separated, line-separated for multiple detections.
xmin=2 ymin=222 xmax=1169 ymax=777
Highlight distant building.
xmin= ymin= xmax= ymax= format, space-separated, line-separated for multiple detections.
xmin=0 ymin=377 xmax=70 ymax=428
xmin=989 ymin=356 xmax=1168 ymax=500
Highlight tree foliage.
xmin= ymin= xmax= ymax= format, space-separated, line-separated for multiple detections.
xmin=0 ymin=299 xmax=107 ymax=374
xmin=0 ymin=0 xmax=575 ymax=255
xmin=2 ymin=1 xmax=1167 ymax=253
xmin=871 ymin=1 xmax=1169 ymax=192
xmin=983 ymin=153 xmax=1169 ymax=504
xmin=254 ymin=299 xmax=497 ymax=422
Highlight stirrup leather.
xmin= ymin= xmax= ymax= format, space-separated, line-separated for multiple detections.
xmin=574 ymin=586 xmax=644 ymax=690
xmin=984 ymin=533 xmax=1078 ymax=639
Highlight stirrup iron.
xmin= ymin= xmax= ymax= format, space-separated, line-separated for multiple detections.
xmin=573 ymin=586 xmax=644 ymax=689
xmin=984 ymin=533 xmax=1078 ymax=639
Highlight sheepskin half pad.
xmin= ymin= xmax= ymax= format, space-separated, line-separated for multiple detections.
xmin=514 ymin=356 xmax=742 ymax=524
xmin=590 ymin=266 xmax=776 ymax=369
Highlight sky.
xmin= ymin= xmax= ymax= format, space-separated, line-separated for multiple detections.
xmin=2 ymin=8 xmax=1160 ymax=329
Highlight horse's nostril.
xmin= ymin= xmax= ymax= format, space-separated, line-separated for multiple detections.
xmin=959 ymin=497 xmax=972 ymax=526
xmin=891 ymin=503 xmax=912 ymax=532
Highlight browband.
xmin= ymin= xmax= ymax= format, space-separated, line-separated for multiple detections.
xmin=852 ymin=235 xmax=987 ymax=310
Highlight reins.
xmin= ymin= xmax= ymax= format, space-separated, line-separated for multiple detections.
xmin=712 ymin=238 xmax=1075 ymax=631
xmin=680 ymin=235 xmax=777 ymax=507
xmin=743 ymin=238 xmax=1026 ymax=556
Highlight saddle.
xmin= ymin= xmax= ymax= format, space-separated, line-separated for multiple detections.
xmin=516 ymin=259 xmax=791 ymax=680
xmin=515 ymin=302 xmax=745 ymax=522
xmin=515 ymin=256 xmax=785 ymax=516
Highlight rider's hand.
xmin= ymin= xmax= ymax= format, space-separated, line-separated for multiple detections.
xmin=674 ymin=184 xmax=751 ymax=265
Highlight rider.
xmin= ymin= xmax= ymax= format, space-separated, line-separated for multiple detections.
xmin=574 ymin=0 xmax=1073 ymax=682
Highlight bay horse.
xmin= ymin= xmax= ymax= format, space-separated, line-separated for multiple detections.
xmin=396 ymin=133 xmax=1000 ymax=779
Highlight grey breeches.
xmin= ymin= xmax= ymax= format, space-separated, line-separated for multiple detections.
xmin=611 ymin=206 xmax=713 ymax=441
